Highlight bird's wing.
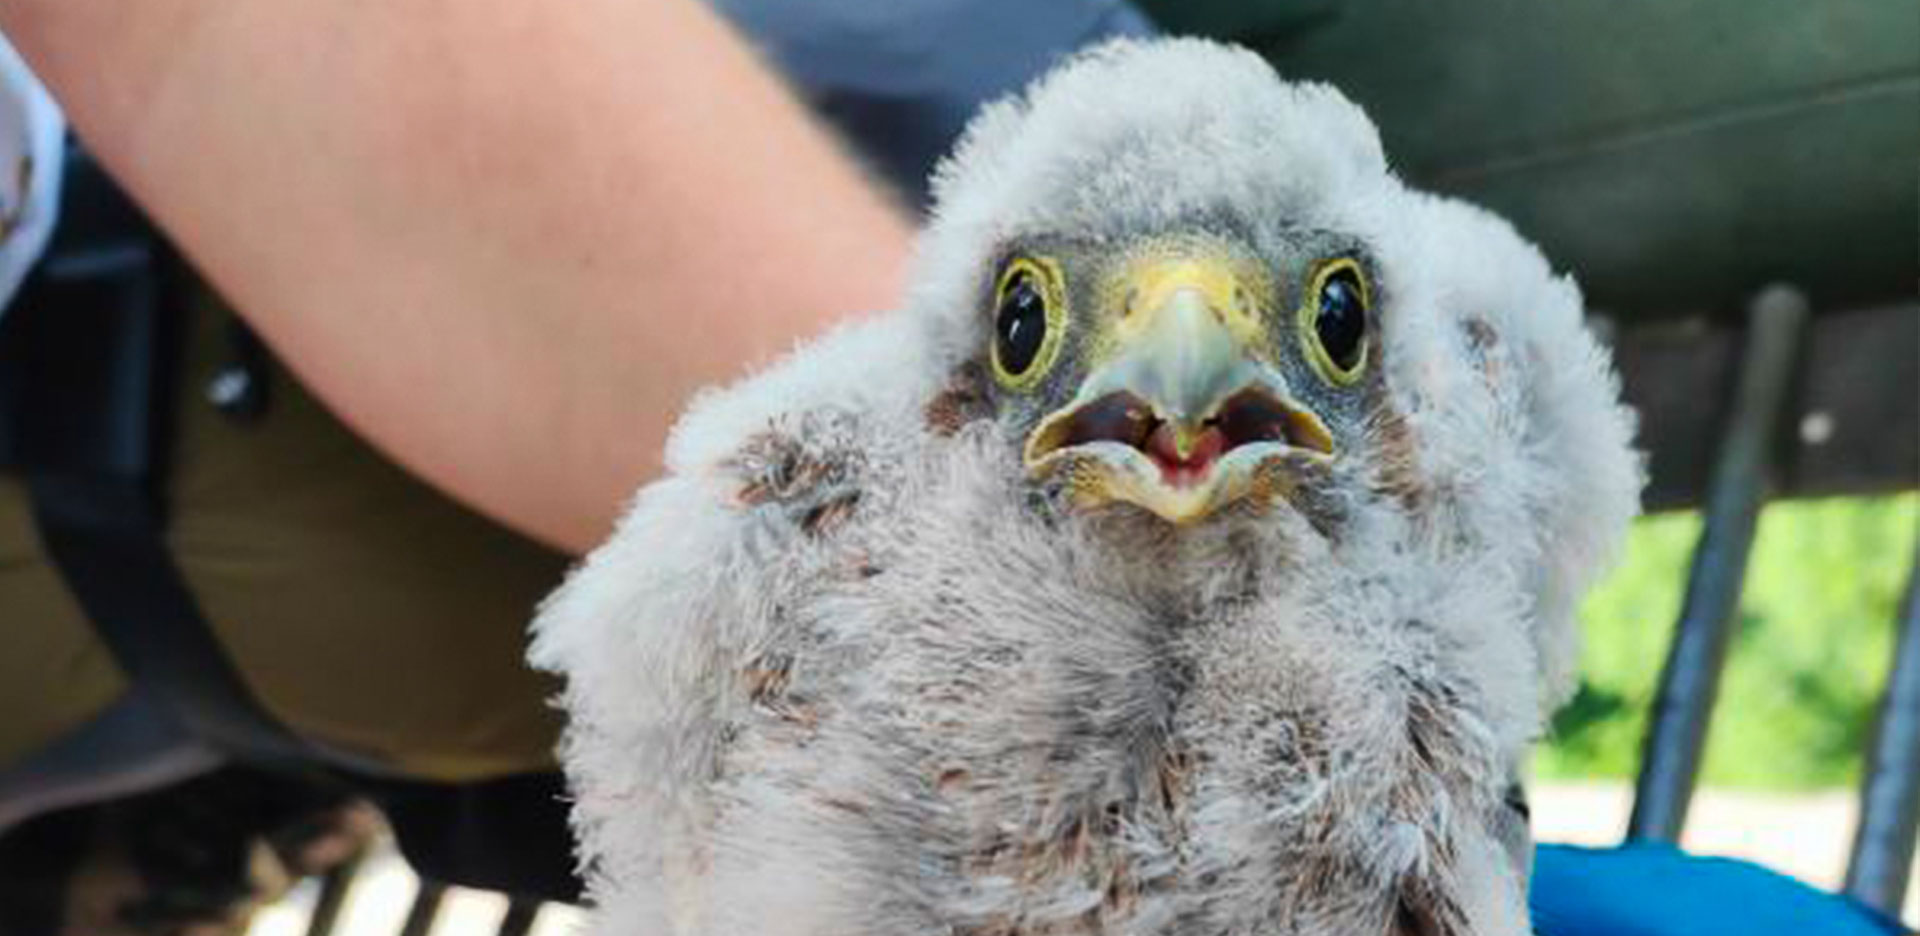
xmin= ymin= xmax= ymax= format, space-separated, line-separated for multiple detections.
xmin=527 ymin=309 xmax=949 ymax=930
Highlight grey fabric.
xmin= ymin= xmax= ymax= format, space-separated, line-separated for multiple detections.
xmin=1131 ymin=0 xmax=1920 ymax=321
xmin=0 ymin=693 xmax=220 ymax=834
xmin=714 ymin=0 xmax=1156 ymax=206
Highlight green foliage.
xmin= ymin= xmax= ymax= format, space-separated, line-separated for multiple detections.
xmin=1535 ymin=493 xmax=1917 ymax=791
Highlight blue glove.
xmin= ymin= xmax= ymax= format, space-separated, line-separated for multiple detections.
xmin=1532 ymin=843 xmax=1909 ymax=935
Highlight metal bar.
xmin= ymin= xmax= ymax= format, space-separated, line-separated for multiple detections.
xmin=302 ymin=857 xmax=363 ymax=936
xmin=397 ymin=880 xmax=448 ymax=936
xmin=1845 ymin=546 xmax=1920 ymax=915
xmin=494 ymin=899 xmax=541 ymax=936
xmin=1626 ymin=285 xmax=1811 ymax=843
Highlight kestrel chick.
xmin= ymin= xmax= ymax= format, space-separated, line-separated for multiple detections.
xmin=533 ymin=38 xmax=1641 ymax=936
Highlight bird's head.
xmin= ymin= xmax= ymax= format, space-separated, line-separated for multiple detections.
xmin=911 ymin=38 xmax=1428 ymax=535
xmin=912 ymin=37 xmax=1637 ymax=562
xmin=978 ymin=225 xmax=1376 ymax=525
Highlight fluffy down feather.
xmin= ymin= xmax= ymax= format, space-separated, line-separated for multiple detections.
xmin=532 ymin=38 xmax=1640 ymax=936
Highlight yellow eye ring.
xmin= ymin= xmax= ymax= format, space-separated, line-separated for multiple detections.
xmin=1296 ymin=257 xmax=1371 ymax=386
xmin=989 ymin=255 xmax=1069 ymax=392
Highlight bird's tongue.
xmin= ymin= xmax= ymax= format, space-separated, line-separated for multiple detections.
xmin=1146 ymin=423 xmax=1227 ymax=488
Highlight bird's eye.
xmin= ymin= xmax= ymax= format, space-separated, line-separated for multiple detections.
xmin=990 ymin=256 xmax=1067 ymax=390
xmin=1299 ymin=258 xmax=1371 ymax=385
xmin=997 ymin=272 xmax=1046 ymax=374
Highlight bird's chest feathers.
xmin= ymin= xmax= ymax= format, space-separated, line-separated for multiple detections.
xmin=719 ymin=438 xmax=1495 ymax=930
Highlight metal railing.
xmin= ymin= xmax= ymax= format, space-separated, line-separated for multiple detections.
xmin=1626 ymin=284 xmax=1919 ymax=919
xmin=1845 ymin=552 xmax=1920 ymax=915
xmin=1628 ymin=286 xmax=1810 ymax=841
xmin=298 ymin=857 xmax=555 ymax=936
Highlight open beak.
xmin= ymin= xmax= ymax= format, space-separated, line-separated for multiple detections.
xmin=1023 ymin=254 xmax=1334 ymax=524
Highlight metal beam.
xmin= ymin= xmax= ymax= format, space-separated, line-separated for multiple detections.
xmin=495 ymin=899 xmax=541 ymax=936
xmin=302 ymin=857 xmax=363 ymax=936
xmin=1845 ymin=546 xmax=1920 ymax=915
xmin=397 ymin=880 xmax=448 ymax=936
xmin=1627 ymin=285 xmax=1810 ymax=842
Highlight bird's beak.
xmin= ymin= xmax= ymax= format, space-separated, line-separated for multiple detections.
xmin=1023 ymin=254 xmax=1334 ymax=524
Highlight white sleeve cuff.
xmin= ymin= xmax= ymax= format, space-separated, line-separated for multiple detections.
xmin=0 ymin=30 xmax=65 ymax=318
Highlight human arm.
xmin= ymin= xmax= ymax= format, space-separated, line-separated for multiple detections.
xmin=0 ymin=0 xmax=915 ymax=553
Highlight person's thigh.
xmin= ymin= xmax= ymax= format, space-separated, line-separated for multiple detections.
xmin=0 ymin=478 xmax=125 ymax=770
xmin=164 ymin=287 xmax=571 ymax=781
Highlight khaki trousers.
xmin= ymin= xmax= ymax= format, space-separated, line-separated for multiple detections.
xmin=1 ymin=287 xmax=569 ymax=783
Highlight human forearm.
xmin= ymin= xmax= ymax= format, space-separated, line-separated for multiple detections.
xmin=0 ymin=0 xmax=914 ymax=552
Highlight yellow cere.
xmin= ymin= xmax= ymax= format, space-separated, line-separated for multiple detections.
xmin=1090 ymin=236 xmax=1275 ymax=369
xmin=1294 ymin=256 xmax=1371 ymax=386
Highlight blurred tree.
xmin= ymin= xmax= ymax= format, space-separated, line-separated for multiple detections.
xmin=1538 ymin=493 xmax=1918 ymax=790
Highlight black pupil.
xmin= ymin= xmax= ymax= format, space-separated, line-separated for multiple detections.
xmin=1316 ymin=269 xmax=1367 ymax=371
xmin=995 ymin=271 xmax=1048 ymax=376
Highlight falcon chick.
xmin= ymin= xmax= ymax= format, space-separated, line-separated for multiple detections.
xmin=532 ymin=38 xmax=1640 ymax=936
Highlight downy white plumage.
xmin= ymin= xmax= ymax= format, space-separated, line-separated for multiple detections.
xmin=532 ymin=38 xmax=1641 ymax=936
